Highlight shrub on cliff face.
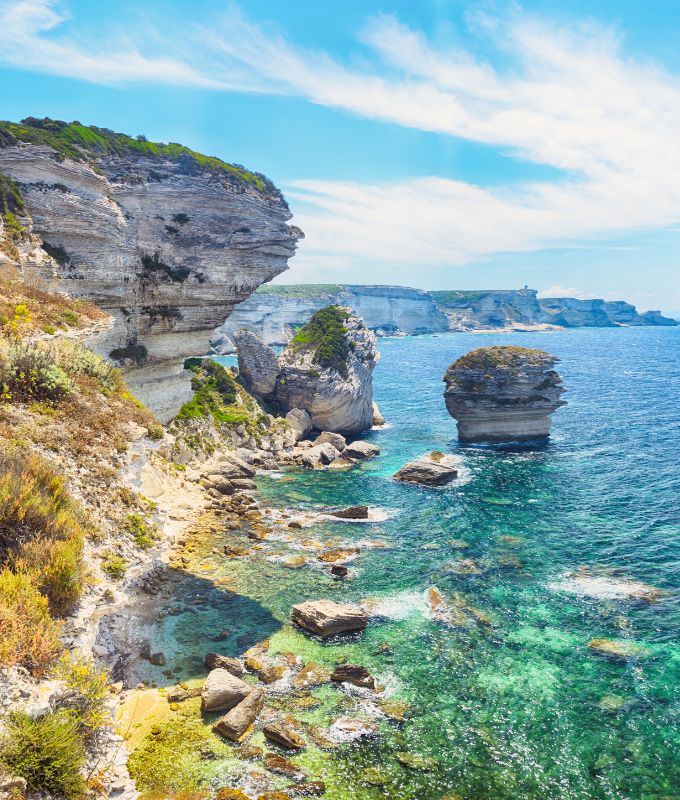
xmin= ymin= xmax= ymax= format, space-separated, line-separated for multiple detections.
xmin=177 ymin=358 xmax=249 ymax=426
xmin=0 ymin=710 xmax=86 ymax=799
xmin=290 ymin=305 xmax=352 ymax=377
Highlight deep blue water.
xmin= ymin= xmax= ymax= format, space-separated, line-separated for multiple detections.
xmin=154 ymin=328 xmax=680 ymax=799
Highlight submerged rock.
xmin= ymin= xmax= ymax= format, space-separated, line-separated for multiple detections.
xmin=291 ymin=600 xmax=368 ymax=637
xmin=330 ymin=664 xmax=378 ymax=690
xmin=395 ymin=752 xmax=438 ymax=771
xmin=201 ymin=669 xmax=252 ymax=712
xmin=587 ymin=638 xmax=648 ymax=660
xmin=263 ymin=721 xmax=306 ymax=750
xmin=443 ymin=346 xmax=566 ymax=443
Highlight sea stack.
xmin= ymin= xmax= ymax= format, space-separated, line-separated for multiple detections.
xmin=235 ymin=306 xmax=379 ymax=434
xmin=443 ymin=346 xmax=565 ymax=443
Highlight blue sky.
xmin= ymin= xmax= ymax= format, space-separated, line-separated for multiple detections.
xmin=1 ymin=1 xmax=679 ymax=313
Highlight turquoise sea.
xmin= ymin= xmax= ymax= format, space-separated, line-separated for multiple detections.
xmin=149 ymin=328 xmax=680 ymax=800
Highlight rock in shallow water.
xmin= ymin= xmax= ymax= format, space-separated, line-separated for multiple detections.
xmin=329 ymin=505 xmax=369 ymax=519
xmin=343 ymin=440 xmax=380 ymax=460
xmin=443 ymin=345 xmax=566 ymax=443
xmin=201 ymin=669 xmax=252 ymax=712
xmin=263 ymin=720 xmax=306 ymax=750
xmin=393 ymin=457 xmax=458 ymax=486
xmin=291 ymin=600 xmax=368 ymax=637
xmin=213 ymin=688 xmax=265 ymax=741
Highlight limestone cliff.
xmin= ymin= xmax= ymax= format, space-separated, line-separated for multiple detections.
xmin=539 ymin=297 xmax=677 ymax=327
xmin=215 ymin=284 xmax=449 ymax=348
xmin=0 ymin=118 xmax=302 ymax=420
xmin=443 ymin=346 xmax=566 ymax=443
xmin=235 ymin=307 xmax=379 ymax=434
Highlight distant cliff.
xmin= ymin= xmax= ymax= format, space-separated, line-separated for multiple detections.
xmin=433 ymin=289 xmax=677 ymax=330
xmin=215 ymin=285 xmax=675 ymax=349
xmin=0 ymin=117 xmax=302 ymax=420
xmin=215 ymin=284 xmax=449 ymax=347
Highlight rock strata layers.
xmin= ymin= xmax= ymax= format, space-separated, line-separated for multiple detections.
xmin=443 ymin=346 xmax=566 ymax=443
xmin=0 ymin=119 xmax=302 ymax=420
xmin=234 ymin=307 xmax=379 ymax=434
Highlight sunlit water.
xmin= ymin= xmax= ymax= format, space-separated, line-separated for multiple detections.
xmin=145 ymin=328 xmax=680 ymax=799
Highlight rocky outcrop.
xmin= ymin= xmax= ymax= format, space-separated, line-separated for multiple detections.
xmin=0 ymin=118 xmax=302 ymax=420
xmin=232 ymin=329 xmax=280 ymax=400
xmin=291 ymin=600 xmax=368 ymax=637
xmin=443 ymin=346 xmax=566 ymax=443
xmin=201 ymin=668 xmax=252 ymax=712
xmin=234 ymin=308 xmax=379 ymax=434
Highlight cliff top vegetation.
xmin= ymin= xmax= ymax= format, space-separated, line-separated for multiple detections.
xmin=289 ymin=305 xmax=352 ymax=377
xmin=0 ymin=117 xmax=279 ymax=197
xmin=257 ymin=283 xmax=345 ymax=298
xmin=449 ymin=345 xmax=556 ymax=372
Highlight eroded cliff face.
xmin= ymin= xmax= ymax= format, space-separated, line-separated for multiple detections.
xmin=216 ymin=284 xmax=449 ymax=348
xmin=443 ymin=346 xmax=566 ymax=443
xmin=0 ymin=124 xmax=302 ymax=420
xmin=234 ymin=308 xmax=379 ymax=434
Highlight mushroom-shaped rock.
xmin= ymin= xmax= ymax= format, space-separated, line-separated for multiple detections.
xmin=275 ymin=306 xmax=379 ymax=434
xmin=291 ymin=599 xmax=368 ymax=637
xmin=201 ymin=668 xmax=252 ymax=712
xmin=213 ymin=688 xmax=265 ymax=741
xmin=233 ymin=329 xmax=280 ymax=400
xmin=443 ymin=346 xmax=565 ymax=443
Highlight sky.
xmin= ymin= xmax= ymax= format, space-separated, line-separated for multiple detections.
xmin=1 ymin=1 xmax=679 ymax=313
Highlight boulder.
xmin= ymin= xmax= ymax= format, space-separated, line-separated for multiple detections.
xmin=394 ymin=458 xmax=458 ymax=486
xmin=329 ymin=505 xmax=369 ymax=519
xmin=286 ymin=408 xmax=313 ymax=439
xmin=263 ymin=721 xmax=306 ymax=750
xmin=263 ymin=752 xmax=305 ymax=778
xmin=201 ymin=668 xmax=252 ymax=712
xmin=300 ymin=443 xmax=340 ymax=468
xmin=213 ymin=688 xmax=265 ymax=741
xmin=233 ymin=329 xmax=280 ymax=399
xmin=205 ymin=653 xmax=246 ymax=676
xmin=330 ymin=564 xmax=348 ymax=578
xmin=443 ymin=346 xmax=566 ymax=442
xmin=313 ymin=431 xmax=347 ymax=451
xmin=291 ymin=600 xmax=367 ymax=638
xmin=343 ymin=441 xmax=380 ymax=460
xmin=372 ymin=401 xmax=385 ymax=427
xmin=330 ymin=664 xmax=378 ymax=690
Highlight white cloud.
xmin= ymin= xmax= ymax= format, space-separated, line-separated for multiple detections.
xmin=3 ymin=2 xmax=680 ymax=275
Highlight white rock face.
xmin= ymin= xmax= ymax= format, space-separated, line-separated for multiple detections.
xmin=443 ymin=346 xmax=566 ymax=443
xmin=0 ymin=141 xmax=302 ymax=420
xmin=276 ymin=312 xmax=379 ymax=434
xmin=218 ymin=284 xmax=449 ymax=346
xmin=232 ymin=329 xmax=280 ymax=399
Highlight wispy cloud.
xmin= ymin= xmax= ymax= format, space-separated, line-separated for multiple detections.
xmin=537 ymin=286 xmax=598 ymax=300
xmin=2 ymin=1 xmax=680 ymax=274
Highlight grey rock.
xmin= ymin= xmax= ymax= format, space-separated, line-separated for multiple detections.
xmin=343 ymin=440 xmax=380 ymax=460
xmin=329 ymin=505 xmax=369 ymax=519
xmin=300 ymin=443 xmax=340 ymax=468
xmin=393 ymin=459 xmax=458 ymax=486
xmin=313 ymin=431 xmax=347 ymax=451
xmin=233 ymin=329 xmax=280 ymax=399
xmin=205 ymin=653 xmax=245 ymax=676
xmin=291 ymin=600 xmax=367 ymax=638
xmin=371 ymin=401 xmax=385 ymax=426
xmin=286 ymin=408 xmax=313 ymax=438
xmin=330 ymin=664 xmax=378 ymax=690
xmin=201 ymin=668 xmax=251 ymax=712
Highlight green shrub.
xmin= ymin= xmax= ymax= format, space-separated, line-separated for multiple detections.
xmin=101 ymin=551 xmax=127 ymax=579
xmin=146 ymin=421 xmax=165 ymax=440
xmin=176 ymin=359 xmax=245 ymax=424
xmin=0 ymin=448 xmax=86 ymax=615
xmin=0 ymin=173 xmax=26 ymax=216
xmin=0 ymin=569 xmax=62 ymax=675
xmin=0 ymin=341 xmax=74 ymax=403
xmin=123 ymin=513 xmax=158 ymax=550
xmin=55 ymin=340 xmax=121 ymax=394
xmin=54 ymin=654 xmax=109 ymax=737
xmin=290 ymin=305 xmax=351 ymax=377
xmin=0 ymin=710 xmax=86 ymax=799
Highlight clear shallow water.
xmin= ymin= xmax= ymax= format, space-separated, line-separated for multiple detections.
xmin=148 ymin=328 xmax=680 ymax=799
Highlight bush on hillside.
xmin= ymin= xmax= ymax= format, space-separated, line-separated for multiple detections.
xmin=0 ymin=710 xmax=86 ymax=799
xmin=290 ymin=305 xmax=351 ymax=377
